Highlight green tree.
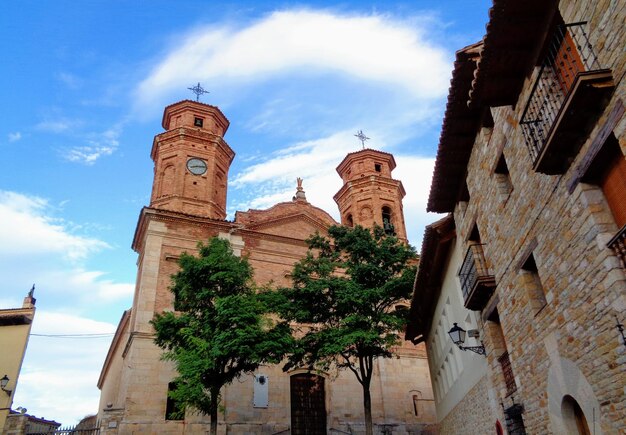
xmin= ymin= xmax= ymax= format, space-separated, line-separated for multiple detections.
xmin=151 ymin=237 xmax=292 ymax=435
xmin=273 ymin=224 xmax=417 ymax=435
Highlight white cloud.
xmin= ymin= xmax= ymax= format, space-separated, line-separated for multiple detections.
xmin=394 ymin=155 xmax=444 ymax=246
xmin=136 ymin=9 xmax=450 ymax=110
xmin=229 ymin=130 xmax=439 ymax=246
xmin=0 ymin=190 xmax=133 ymax=303
xmin=8 ymin=132 xmax=22 ymax=142
xmin=13 ymin=312 xmax=116 ymax=425
xmin=0 ymin=191 xmax=107 ymax=260
xmin=0 ymin=191 xmax=108 ymax=260
xmin=62 ymin=126 xmax=121 ymax=165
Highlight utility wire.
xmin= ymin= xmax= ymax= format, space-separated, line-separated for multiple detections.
xmin=31 ymin=333 xmax=114 ymax=338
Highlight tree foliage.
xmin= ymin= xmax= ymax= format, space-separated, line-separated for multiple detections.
xmin=271 ymin=224 xmax=417 ymax=435
xmin=151 ymin=237 xmax=292 ymax=434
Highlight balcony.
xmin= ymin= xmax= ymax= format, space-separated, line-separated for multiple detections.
xmin=459 ymin=243 xmax=496 ymax=311
xmin=608 ymin=225 xmax=626 ymax=269
xmin=520 ymin=22 xmax=614 ymax=175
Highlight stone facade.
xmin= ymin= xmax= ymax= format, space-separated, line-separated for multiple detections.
xmin=437 ymin=376 xmax=498 ymax=435
xmin=97 ymin=99 xmax=436 ymax=434
xmin=410 ymin=0 xmax=626 ymax=434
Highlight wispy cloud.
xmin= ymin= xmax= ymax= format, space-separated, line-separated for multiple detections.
xmin=57 ymin=72 xmax=83 ymax=90
xmin=8 ymin=131 xmax=22 ymax=142
xmin=136 ymin=9 xmax=450 ymax=110
xmin=36 ymin=117 xmax=81 ymax=133
xmin=135 ymin=7 xmax=450 ymax=246
xmin=14 ymin=312 xmax=117 ymax=425
xmin=62 ymin=125 xmax=121 ymax=165
xmin=0 ymin=190 xmax=133 ymax=302
xmin=0 ymin=191 xmax=107 ymax=261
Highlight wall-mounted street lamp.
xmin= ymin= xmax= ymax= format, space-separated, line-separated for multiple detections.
xmin=448 ymin=323 xmax=486 ymax=356
xmin=1 ymin=375 xmax=12 ymax=396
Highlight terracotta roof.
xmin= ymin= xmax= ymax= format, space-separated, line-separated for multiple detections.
xmin=405 ymin=214 xmax=455 ymax=343
xmin=427 ymin=42 xmax=483 ymax=213
xmin=468 ymin=0 xmax=559 ymax=108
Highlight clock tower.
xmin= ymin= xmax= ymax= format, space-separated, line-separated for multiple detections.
xmin=149 ymin=99 xmax=235 ymax=219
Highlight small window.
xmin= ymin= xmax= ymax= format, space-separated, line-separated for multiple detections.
xmin=520 ymin=253 xmax=547 ymax=314
xmin=194 ymin=117 xmax=204 ymax=127
xmin=494 ymin=153 xmax=513 ymax=199
xmin=346 ymin=214 xmax=353 ymax=227
xmin=375 ymin=163 xmax=381 ymax=172
xmin=581 ymin=132 xmax=626 ymax=228
xmin=382 ymin=206 xmax=394 ymax=235
xmin=468 ymin=223 xmax=481 ymax=243
xmin=165 ymin=382 xmax=184 ymax=420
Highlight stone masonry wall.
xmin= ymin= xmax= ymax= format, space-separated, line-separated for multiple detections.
xmin=454 ymin=0 xmax=626 ymax=433
xmin=438 ymin=376 xmax=500 ymax=435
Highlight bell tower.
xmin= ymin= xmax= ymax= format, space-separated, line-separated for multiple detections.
xmin=149 ymin=100 xmax=235 ymax=219
xmin=333 ymin=149 xmax=407 ymax=241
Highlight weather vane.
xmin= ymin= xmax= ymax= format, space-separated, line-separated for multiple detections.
xmin=354 ymin=130 xmax=370 ymax=149
xmin=187 ymin=82 xmax=210 ymax=102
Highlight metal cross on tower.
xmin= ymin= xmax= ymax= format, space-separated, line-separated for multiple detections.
xmin=187 ymin=82 xmax=210 ymax=101
xmin=354 ymin=130 xmax=370 ymax=148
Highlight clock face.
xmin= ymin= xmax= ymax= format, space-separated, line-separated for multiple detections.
xmin=187 ymin=158 xmax=207 ymax=175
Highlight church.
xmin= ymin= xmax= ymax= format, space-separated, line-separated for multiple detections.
xmin=96 ymin=99 xmax=435 ymax=434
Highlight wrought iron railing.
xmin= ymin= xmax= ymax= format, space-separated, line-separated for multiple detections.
xmin=520 ymin=22 xmax=602 ymax=163
xmin=608 ymin=225 xmax=626 ymax=269
xmin=458 ymin=243 xmax=491 ymax=301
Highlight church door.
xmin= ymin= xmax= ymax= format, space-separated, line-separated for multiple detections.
xmin=290 ymin=374 xmax=327 ymax=435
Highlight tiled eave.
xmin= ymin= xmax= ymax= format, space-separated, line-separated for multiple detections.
xmin=405 ymin=215 xmax=455 ymax=343
xmin=468 ymin=0 xmax=559 ymax=108
xmin=427 ymin=43 xmax=483 ymax=213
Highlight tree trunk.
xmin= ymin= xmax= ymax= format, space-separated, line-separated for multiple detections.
xmin=210 ymin=386 xmax=219 ymax=435
xmin=362 ymin=380 xmax=373 ymax=435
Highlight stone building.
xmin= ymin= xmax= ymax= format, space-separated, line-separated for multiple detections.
xmin=96 ymin=99 xmax=435 ymax=434
xmin=408 ymin=0 xmax=625 ymax=433
xmin=3 ymin=410 xmax=61 ymax=435
xmin=0 ymin=289 xmax=36 ymax=431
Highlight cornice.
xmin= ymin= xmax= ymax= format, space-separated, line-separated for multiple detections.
xmin=333 ymin=176 xmax=406 ymax=203
xmin=245 ymin=210 xmax=335 ymax=233
xmin=132 ymin=207 xmax=235 ymax=253
xmin=150 ymin=128 xmax=235 ymax=164
xmin=336 ymin=148 xmax=396 ymax=175
xmin=97 ymin=309 xmax=130 ymax=389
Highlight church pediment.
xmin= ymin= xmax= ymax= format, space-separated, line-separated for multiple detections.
xmin=235 ymin=201 xmax=338 ymax=240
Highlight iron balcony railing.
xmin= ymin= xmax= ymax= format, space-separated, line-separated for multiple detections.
xmin=458 ymin=243 xmax=495 ymax=309
xmin=520 ymin=22 xmax=603 ymax=166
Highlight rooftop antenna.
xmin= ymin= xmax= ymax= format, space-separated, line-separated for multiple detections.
xmin=187 ymin=82 xmax=209 ymax=102
xmin=354 ymin=130 xmax=370 ymax=149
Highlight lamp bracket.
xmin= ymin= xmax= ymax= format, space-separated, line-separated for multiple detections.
xmin=458 ymin=344 xmax=486 ymax=356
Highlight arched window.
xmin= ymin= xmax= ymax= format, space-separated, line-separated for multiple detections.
xmin=382 ymin=206 xmax=394 ymax=235
xmin=346 ymin=214 xmax=353 ymax=227
xmin=561 ymin=395 xmax=591 ymax=435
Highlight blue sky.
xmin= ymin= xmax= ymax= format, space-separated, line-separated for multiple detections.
xmin=0 ymin=0 xmax=490 ymax=425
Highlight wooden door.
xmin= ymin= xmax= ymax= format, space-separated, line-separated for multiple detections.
xmin=290 ymin=374 xmax=327 ymax=435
